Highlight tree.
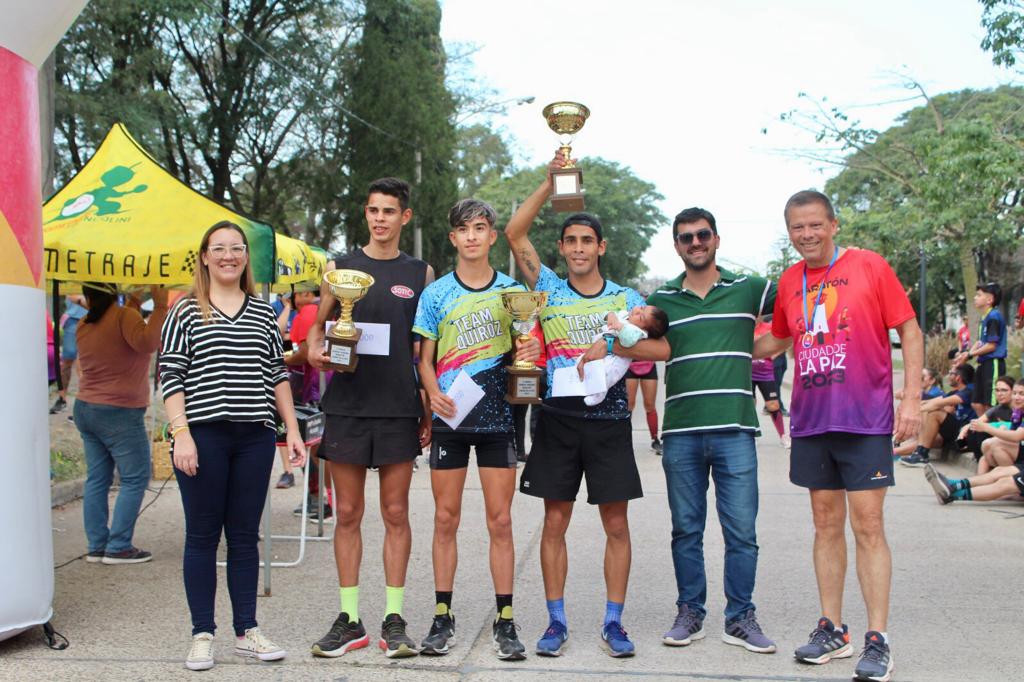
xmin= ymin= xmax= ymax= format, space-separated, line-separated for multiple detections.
xmin=778 ymin=84 xmax=1024 ymax=331
xmin=476 ymin=158 xmax=665 ymax=286
xmin=981 ymin=0 xmax=1024 ymax=68
xmin=454 ymin=123 xmax=513 ymax=197
xmin=53 ymin=0 xmax=359 ymax=246
xmin=343 ymin=0 xmax=457 ymax=272
xmin=764 ymin=235 xmax=799 ymax=283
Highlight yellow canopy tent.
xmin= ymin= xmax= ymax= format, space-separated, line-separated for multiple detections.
xmin=42 ymin=123 xmax=277 ymax=287
xmin=274 ymin=233 xmax=327 ymax=293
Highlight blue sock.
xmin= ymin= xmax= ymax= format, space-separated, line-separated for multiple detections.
xmin=603 ymin=600 xmax=624 ymax=627
xmin=546 ymin=598 xmax=566 ymax=627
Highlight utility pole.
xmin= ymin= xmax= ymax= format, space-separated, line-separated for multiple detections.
xmin=414 ymin=148 xmax=423 ymax=260
xmin=508 ymin=201 xmax=518 ymax=277
xmin=919 ymin=241 xmax=927 ymax=349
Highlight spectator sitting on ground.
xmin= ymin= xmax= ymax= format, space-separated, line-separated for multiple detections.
xmin=892 ymin=367 xmax=945 ymax=457
xmin=969 ymin=381 xmax=1024 ymax=474
xmin=958 ymin=376 xmax=1015 ymax=466
xmin=924 ymin=422 xmax=1024 ymax=505
xmin=898 ymin=363 xmax=975 ymax=467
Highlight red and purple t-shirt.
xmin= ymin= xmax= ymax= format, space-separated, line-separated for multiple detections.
xmin=771 ymin=248 xmax=915 ymax=437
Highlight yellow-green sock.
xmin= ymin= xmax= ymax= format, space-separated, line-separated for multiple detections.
xmin=385 ymin=585 xmax=404 ymax=617
xmin=339 ymin=585 xmax=359 ymax=623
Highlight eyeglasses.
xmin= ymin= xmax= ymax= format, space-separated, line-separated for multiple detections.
xmin=208 ymin=244 xmax=247 ymax=257
xmin=675 ymin=229 xmax=714 ymax=245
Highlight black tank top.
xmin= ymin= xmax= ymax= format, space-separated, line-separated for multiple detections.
xmin=320 ymin=249 xmax=428 ymax=418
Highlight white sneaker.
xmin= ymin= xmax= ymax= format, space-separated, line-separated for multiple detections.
xmin=780 ymin=435 xmax=791 ymax=449
xmin=235 ymin=627 xmax=286 ymax=661
xmin=185 ymin=632 xmax=214 ymax=671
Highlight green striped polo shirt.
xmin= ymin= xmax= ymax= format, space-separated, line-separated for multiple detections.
xmin=647 ymin=267 xmax=776 ymax=435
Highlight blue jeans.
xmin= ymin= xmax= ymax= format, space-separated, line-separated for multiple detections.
xmin=74 ymin=400 xmax=151 ymax=554
xmin=662 ymin=431 xmax=759 ymax=621
xmin=176 ymin=421 xmax=275 ymax=636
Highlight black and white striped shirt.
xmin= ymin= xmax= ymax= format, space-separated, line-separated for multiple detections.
xmin=159 ymin=295 xmax=287 ymax=425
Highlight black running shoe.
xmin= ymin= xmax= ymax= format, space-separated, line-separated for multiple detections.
xmin=492 ymin=617 xmax=526 ymax=661
xmin=420 ymin=612 xmax=455 ymax=655
xmin=311 ymin=613 xmax=369 ymax=657
xmin=794 ymin=617 xmax=852 ymax=664
xmin=379 ymin=614 xmax=418 ymax=658
xmin=652 ymin=438 xmax=663 ymax=455
xmin=853 ymin=631 xmax=893 ymax=682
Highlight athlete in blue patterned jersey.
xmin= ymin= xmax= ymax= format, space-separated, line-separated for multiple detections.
xmin=413 ymin=270 xmax=524 ymax=433
xmin=413 ymin=198 xmax=539 ymax=661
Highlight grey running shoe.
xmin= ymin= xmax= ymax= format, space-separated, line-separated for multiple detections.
xmin=924 ymin=463 xmax=953 ymax=504
xmin=794 ymin=617 xmax=852 ymax=664
xmin=722 ymin=609 xmax=776 ymax=653
xmin=275 ymin=472 xmax=295 ymax=489
xmin=663 ymin=604 xmax=705 ymax=646
xmin=492 ymin=617 xmax=526 ymax=661
xmin=652 ymin=438 xmax=663 ymax=455
xmin=312 ymin=613 xmax=369 ymax=657
xmin=420 ymin=612 xmax=455 ymax=655
xmin=853 ymin=631 xmax=893 ymax=682
xmin=379 ymin=614 xmax=418 ymax=658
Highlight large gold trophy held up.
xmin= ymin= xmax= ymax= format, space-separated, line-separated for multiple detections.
xmin=542 ymin=101 xmax=590 ymax=212
xmin=324 ymin=269 xmax=375 ymax=372
xmin=501 ymin=291 xmax=548 ymax=404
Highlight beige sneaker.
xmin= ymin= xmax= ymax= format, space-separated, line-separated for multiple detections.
xmin=235 ymin=627 xmax=286 ymax=661
xmin=185 ymin=632 xmax=214 ymax=671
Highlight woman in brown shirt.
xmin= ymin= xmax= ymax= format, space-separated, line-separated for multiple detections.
xmin=74 ymin=284 xmax=168 ymax=564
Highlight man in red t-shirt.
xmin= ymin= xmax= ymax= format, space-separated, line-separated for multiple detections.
xmin=755 ymin=190 xmax=922 ymax=682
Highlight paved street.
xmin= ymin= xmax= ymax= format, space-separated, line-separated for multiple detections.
xmin=3 ymin=377 xmax=1023 ymax=681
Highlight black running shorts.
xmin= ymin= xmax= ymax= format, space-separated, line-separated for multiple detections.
xmin=320 ymin=415 xmax=419 ymax=468
xmin=429 ymin=432 xmax=516 ymax=470
xmin=753 ymin=380 xmax=780 ymax=403
xmin=519 ymin=409 xmax=642 ymax=505
xmin=790 ymin=432 xmax=895 ymax=491
xmin=973 ymin=358 xmax=1006 ymax=407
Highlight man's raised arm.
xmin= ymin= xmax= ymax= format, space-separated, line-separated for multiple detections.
xmin=504 ymin=153 xmax=567 ymax=289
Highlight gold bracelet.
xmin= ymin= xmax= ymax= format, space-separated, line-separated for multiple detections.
xmin=168 ymin=412 xmax=185 ymax=424
xmin=170 ymin=426 xmax=190 ymax=439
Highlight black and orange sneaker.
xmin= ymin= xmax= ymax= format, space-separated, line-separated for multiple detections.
xmin=379 ymin=614 xmax=418 ymax=658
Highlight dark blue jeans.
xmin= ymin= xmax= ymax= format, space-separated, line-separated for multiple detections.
xmin=662 ymin=431 xmax=759 ymax=621
xmin=74 ymin=400 xmax=151 ymax=554
xmin=176 ymin=421 xmax=275 ymax=636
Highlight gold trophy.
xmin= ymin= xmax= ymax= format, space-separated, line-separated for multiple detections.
xmin=542 ymin=101 xmax=590 ymax=212
xmin=324 ymin=269 xmax=375 ymax=372
xmin=502 ymin=290 xmax=548 ymax=404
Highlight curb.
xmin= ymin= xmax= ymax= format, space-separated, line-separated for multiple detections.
xmin=51 ymin=477 xmax=85 ymax=508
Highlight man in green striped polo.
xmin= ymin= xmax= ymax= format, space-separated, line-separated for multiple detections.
xmin=647 ymin=208 xmax=777 ymax=654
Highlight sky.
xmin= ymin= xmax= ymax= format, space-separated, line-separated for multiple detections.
xmin=440 ymin=0 xmax=1016 ymax=282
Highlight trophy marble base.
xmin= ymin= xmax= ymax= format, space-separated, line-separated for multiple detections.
xmin=506 ymin=365 xmax=543 ymax=404
xmin=326 ymin=329 xmax=362 ymax=373
xmin=551 ymin=167 xmax=585 ymax=212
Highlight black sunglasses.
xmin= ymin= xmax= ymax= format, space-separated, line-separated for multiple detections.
xmin=675 ymin=229 xmax=714 ymax=245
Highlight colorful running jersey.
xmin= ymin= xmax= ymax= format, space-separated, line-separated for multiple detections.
xmin=413 ymin=270 xmax=524 ymax=432
xmin=535 ymin=264 xmax=645 ymax=419
xmin=771 ymin=248 xmax=915 ymax=437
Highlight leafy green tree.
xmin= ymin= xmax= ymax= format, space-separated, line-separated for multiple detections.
xmin=980 ymin=0 xmax=1024 ymax=68
xmin=476 ymin=158 xmax=665 ymax=286
xmin=454 ymin=123 xmax=514 ymax=197
xmin=342 ymin=0 xmax=457 ymax=271
xmin=764 ymin=235 xmax=799 ymax=283
xmin=54 ymin=0 xmax=358 ymax=247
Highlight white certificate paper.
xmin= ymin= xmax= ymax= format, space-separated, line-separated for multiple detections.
xmin=354 ymin=322 xmax=390 ymax=356
xmin=323 ymin=321 xmax=390 ymax=356
xmin=551 ymin=360 xmax=607 ymax=397
xmin=439 ymin=370 xmax=485 ymax=430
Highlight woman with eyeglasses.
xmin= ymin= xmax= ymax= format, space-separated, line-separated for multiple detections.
xmin=958 ymin=375 xmax=1015 ymax=467
xmin=160 ymin=221 xmax=306 ymax=671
